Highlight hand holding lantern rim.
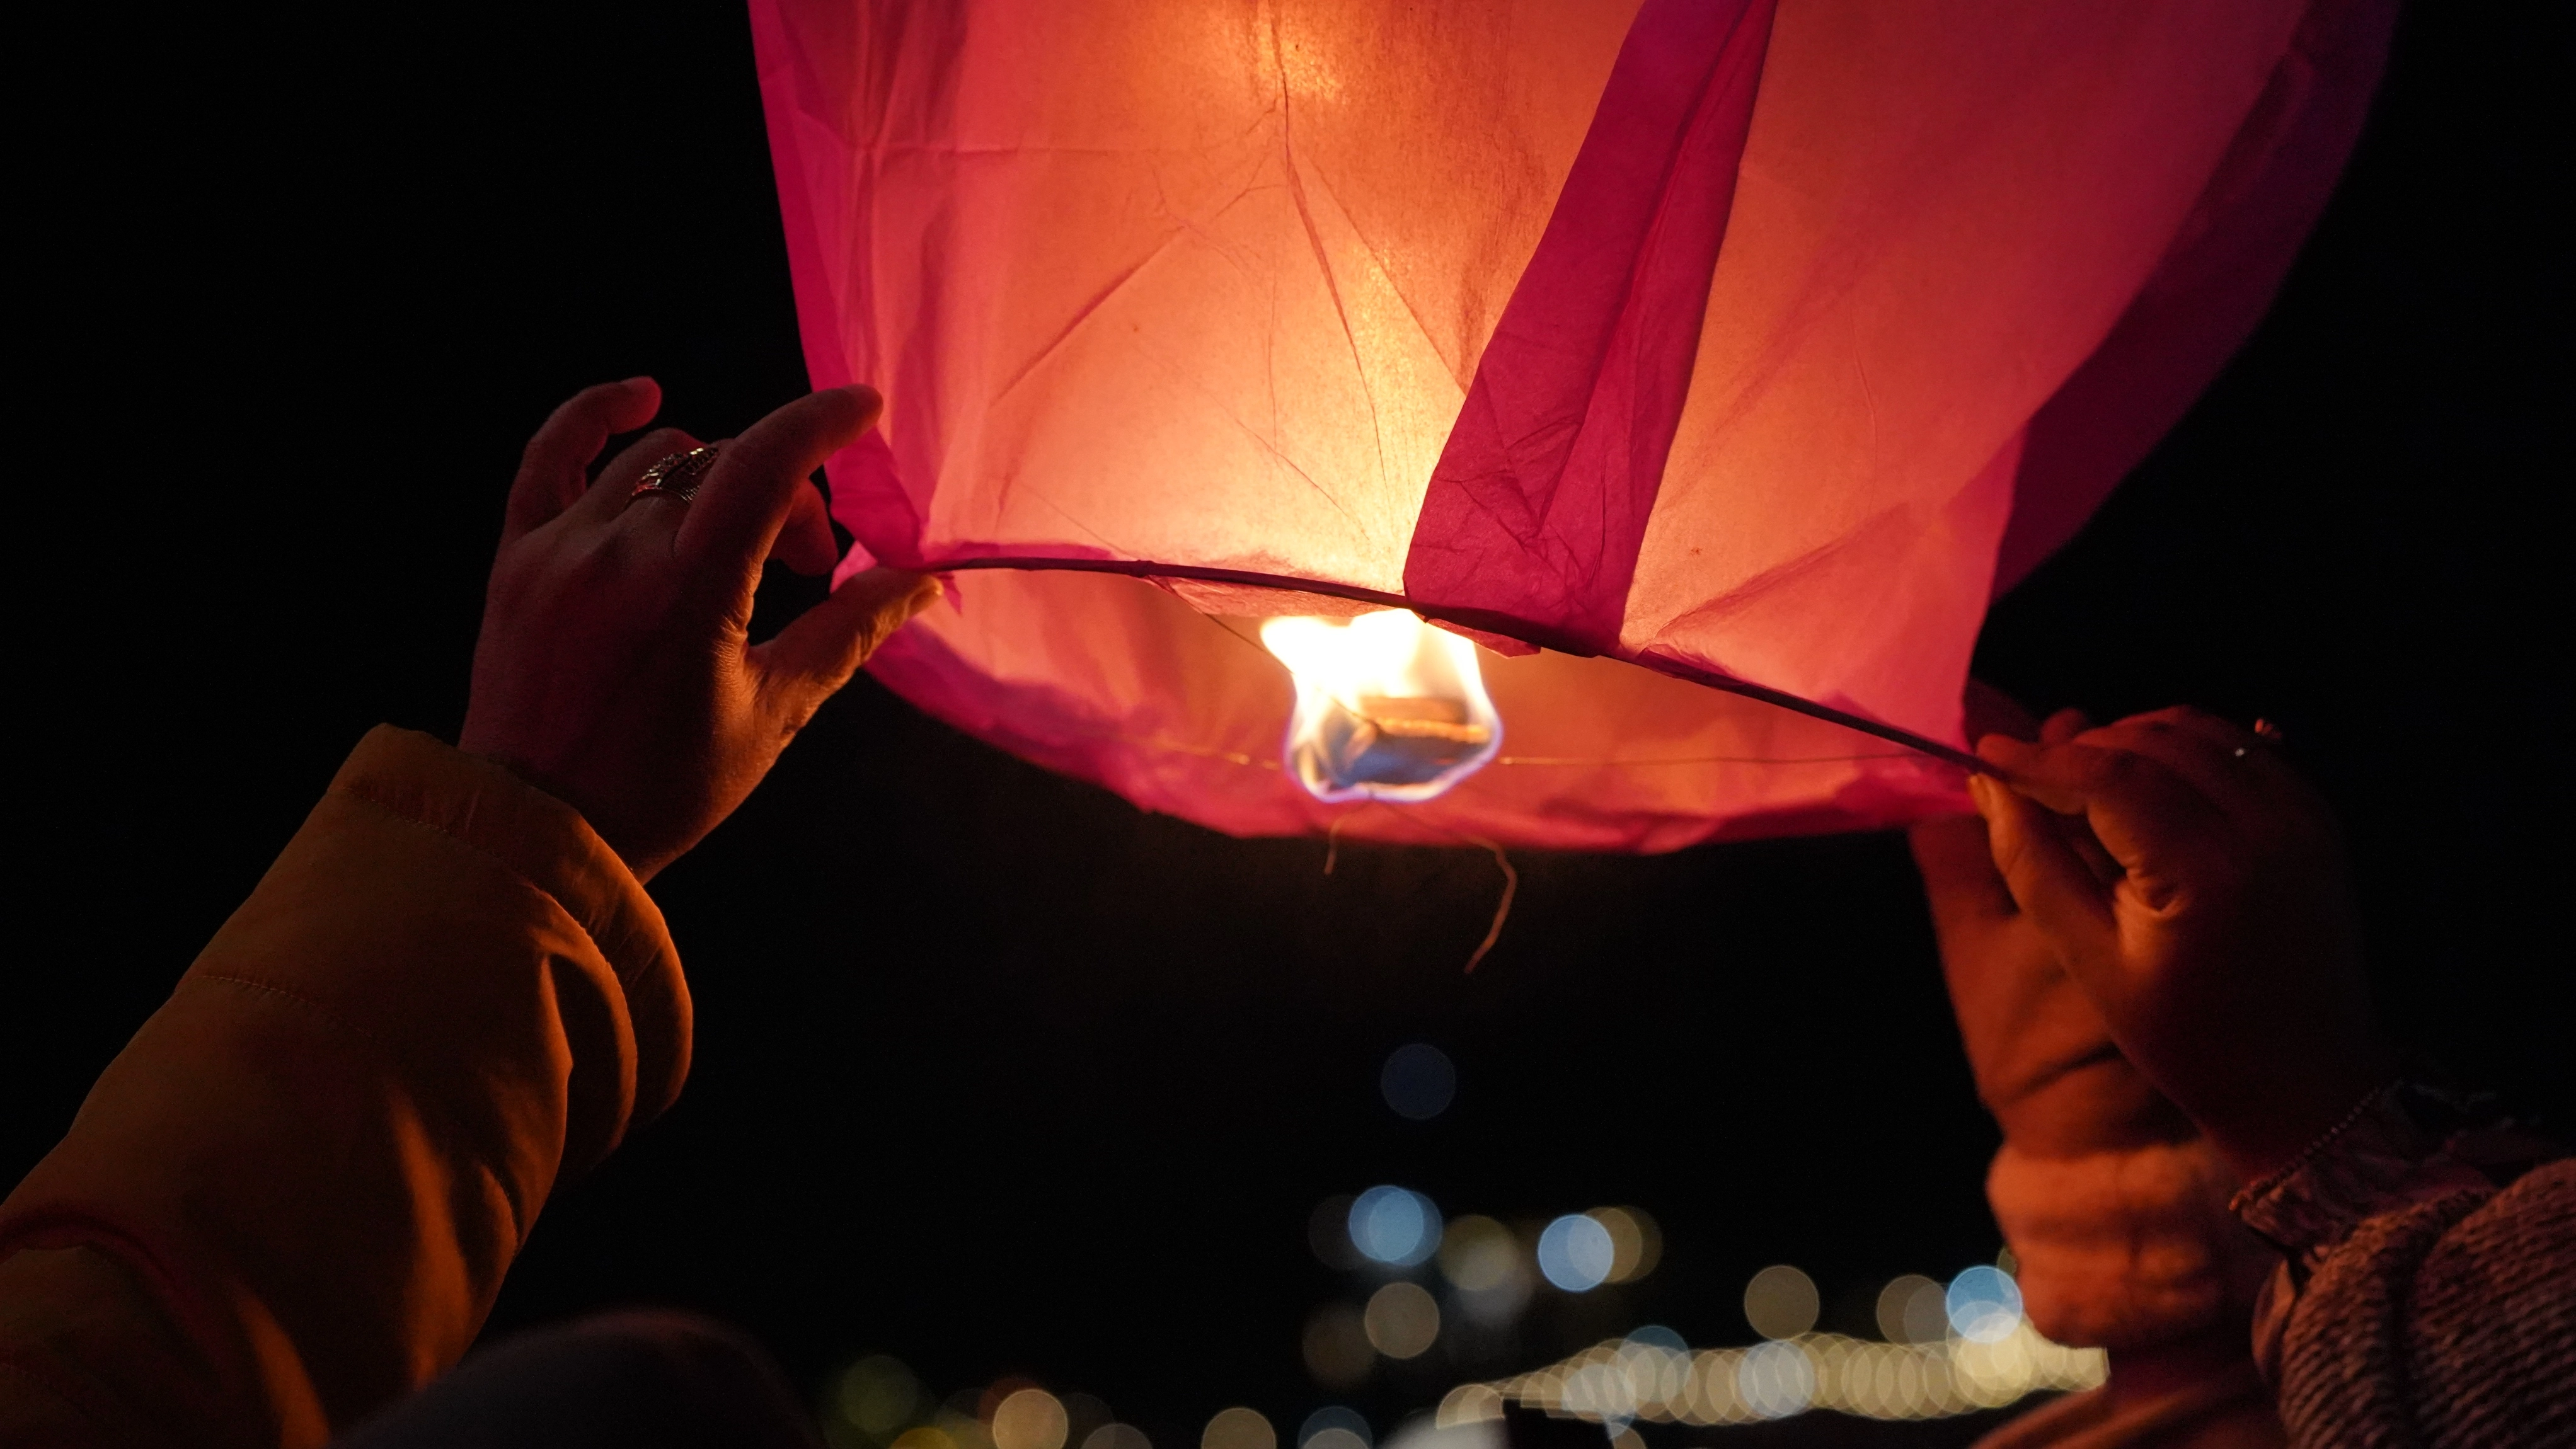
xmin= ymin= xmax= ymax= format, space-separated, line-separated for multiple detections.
xmin=459 ymin=378 xmax=938 ymax=881
xmin=1965 ymin=705 xmax=2396 ymax=1181
xmin=1911 ymin=702 xmax=2197 ymax=1162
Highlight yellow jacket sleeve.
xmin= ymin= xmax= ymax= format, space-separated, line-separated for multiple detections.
xmin=0 ymin=726 xmax=691 ymax=1447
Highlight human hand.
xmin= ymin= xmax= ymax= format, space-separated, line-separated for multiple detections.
xmin=458 ymin=379 xmax=938 ymax=881
xmin=1970 ymin=707 xmax=2394 ymax=1180
xmin=1912 ymin=705 xmax=2195 ymax=1160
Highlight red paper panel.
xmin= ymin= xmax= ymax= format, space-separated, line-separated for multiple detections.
xmin=752 ymin=0 xmax=2391 ymax=850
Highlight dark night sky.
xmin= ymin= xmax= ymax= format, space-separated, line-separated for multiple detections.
xmin=11 ymin=6 xmax=2566 ymax=1447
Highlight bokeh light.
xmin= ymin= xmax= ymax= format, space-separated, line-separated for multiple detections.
xmin=1624 ymin=1325 xmax=1686 ymax=1353
xmin=1435 ymin=1385 xmax=1505 ymax=1428
xmin=1586 ymin=1207 xmax=1660 ymax=1284
xmin=894 ymin=1430 xmax=958 ymax=1449
xmin=1946 ymin=1266 xmax=2024 ymax=1343
xmin=944 ymin=1404 xmax=1000 ymax=1449
xmin=839 ymin=1355 xmax=925 ymax=1437
xmin=1536 ymin=1214 xmax=1614 ymax=1291
xmin=1440 ymin=1216 xmax=1533 ymax=1326
xmin=1303 ymin=1304 xmax=1375 ymax=1389
xmin=992 ymin=1390 xmax=1069 ymax=1449
xmin=1364 ymin=1281 xmax=1441 ymax=1359
xmin=1202 ymin=1408 xmax=1275 ymax=1449
xmin=1390 ymin=1412 xmax=1505 ymax=1449
xmin=1742 ymin=1265 xmax=1819 ymax=1340
xmin=1380 ymin=1043 xmax=1457 ymax=1120
xmin=1560 ymin=1361 xmax=1633 ymax=1424
xmin=1083 ymin=1428 xmax=1150 ymax=1449
xmin=1483 ymin=1318 xmax=2105 ymax=1429
xmin=1736 ymin=1341 xmax=1817 ymax=1419
xmin=1348 ymin=1186 xmax=1441 ymax=1266
xmin=1061 ymin=1395 xmax=1112 ymax=1449
xmin=1297 ymin=1405 xmax=1372 ymax=1449
xmin=1436 ymin=1216 xmax=1519 ymax=1292
xmin=1617 ymin=1329 xmax=1691 ymax=1410
xmin=980 ymin=1381 xmax=1040 ymax=1423
xmin=1875 ymin=1275 xmax=1948 ymax=1344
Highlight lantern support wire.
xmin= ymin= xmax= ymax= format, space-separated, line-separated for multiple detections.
xmin=923 ymin=554 xmax=1992 ymax=774
xmin=1202 ymin=614 xmax=1277 ymax=661
xmin=1492 ymin=751 xmax=1918 ymax=767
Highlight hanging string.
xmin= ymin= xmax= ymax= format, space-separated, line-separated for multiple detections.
xmin=1457 ymin=835 xmax=1517 ymax=974
xmin=1319 ymin=805 xmax=1519 ymax=973
xmin=1204 ymin=613 xmax=1279 ymax=662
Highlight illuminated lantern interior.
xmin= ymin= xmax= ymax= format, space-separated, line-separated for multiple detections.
xmin=751 ymin=0 xmax=2393 ymax=850
xmin=1259 ymin=611 xmax=1502 ymax=804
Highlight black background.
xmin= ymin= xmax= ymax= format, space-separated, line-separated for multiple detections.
xmin=11 ymin=5 xmax=2565 ymax=1446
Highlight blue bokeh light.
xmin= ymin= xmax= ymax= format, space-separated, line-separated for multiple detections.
xmin=1945 ymin=1265 xmax=2024 ymax=1343
xmin=1348 ymin=1186 xmax=1440 ymax=1266
xmin=1298 ymin=1406 xmax=1372 ymax=1449
xmin=1379 ymin=1043 xmax=1458 ymax=1121
xmin=1536 ymin=1214 xmax=1614 ymax=1291
xmin=1624 ymin=1324 xmax=1687 ymax=1352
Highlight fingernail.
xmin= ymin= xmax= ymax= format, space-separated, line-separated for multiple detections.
xmin=622 ymin=375 xmax=655 ymax=391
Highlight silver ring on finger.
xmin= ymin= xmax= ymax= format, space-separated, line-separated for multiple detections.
xmin=631 ymin=444 xmax=722 ymax=503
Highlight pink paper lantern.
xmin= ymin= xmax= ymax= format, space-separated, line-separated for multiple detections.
xmin=751 ymin=0 xmax=2393 ymax=850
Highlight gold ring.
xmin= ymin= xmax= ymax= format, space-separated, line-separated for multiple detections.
xmin=631 ymin=444 xmax=721 ymax=502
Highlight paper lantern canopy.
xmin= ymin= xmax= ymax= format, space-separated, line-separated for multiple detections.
xmin=751 ymin=0 xmax=2392 ymax=851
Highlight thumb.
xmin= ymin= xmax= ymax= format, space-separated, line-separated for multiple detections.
xmin=1909 ymin=811 xmax=2018 ymax=937
xmin=752 ymin=568 xmax=940 ymax=722
xmin=1972 ymin=774 xmax=2120 ymax=976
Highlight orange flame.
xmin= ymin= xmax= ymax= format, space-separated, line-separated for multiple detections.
xmin=1258 ymin=610 xmax=1503 ymax=803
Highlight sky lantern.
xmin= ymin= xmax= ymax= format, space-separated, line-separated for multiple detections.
xmin=750 ymin=0 xmax=2393 ymax=851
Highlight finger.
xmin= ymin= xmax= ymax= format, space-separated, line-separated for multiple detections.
xmin=1977 ymin=735 xmax=2236 ymax=905
xmin=2051 ymin=806 xmax=2124 ymax=887
xmin=2039 ymin=708 xmax=2093 ymax=745
xmin=2035 ymin=709 xmax=2119 ymax=881
xmin=2146 ymin=707 xmax=2330 ymax=809
xmin=766 ymin=480 xmax=841 ymax=575
xmin=2081 ymin=710 xmax=2287 ymax=833
xmin=505 ymin=378 xmax=660 ymax=542
xmin=750 ymin=568 xmax=940 ymax=724
xmin=678 ymin=386 xmax=882 ymax=587
xmin=2036 ymin=709 xmax=2116 ymax=879
xmin=1909 ymin=813 xmax=2020 ymax=932
xmin=1972 ymin=773 xmax=2120 ymax=968
xmin=570 ymin=427 xmax=704 ymax=529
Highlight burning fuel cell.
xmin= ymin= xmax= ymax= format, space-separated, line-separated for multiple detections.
xmin=1258 ymin=610 xmax=1503 ymax=804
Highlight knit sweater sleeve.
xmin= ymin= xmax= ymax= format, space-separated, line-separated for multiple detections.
xmin=2233 ymin=1084 xmax=2575 ymax=1448
xmin=0 ymin=727 xmax=691 ymax=1448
